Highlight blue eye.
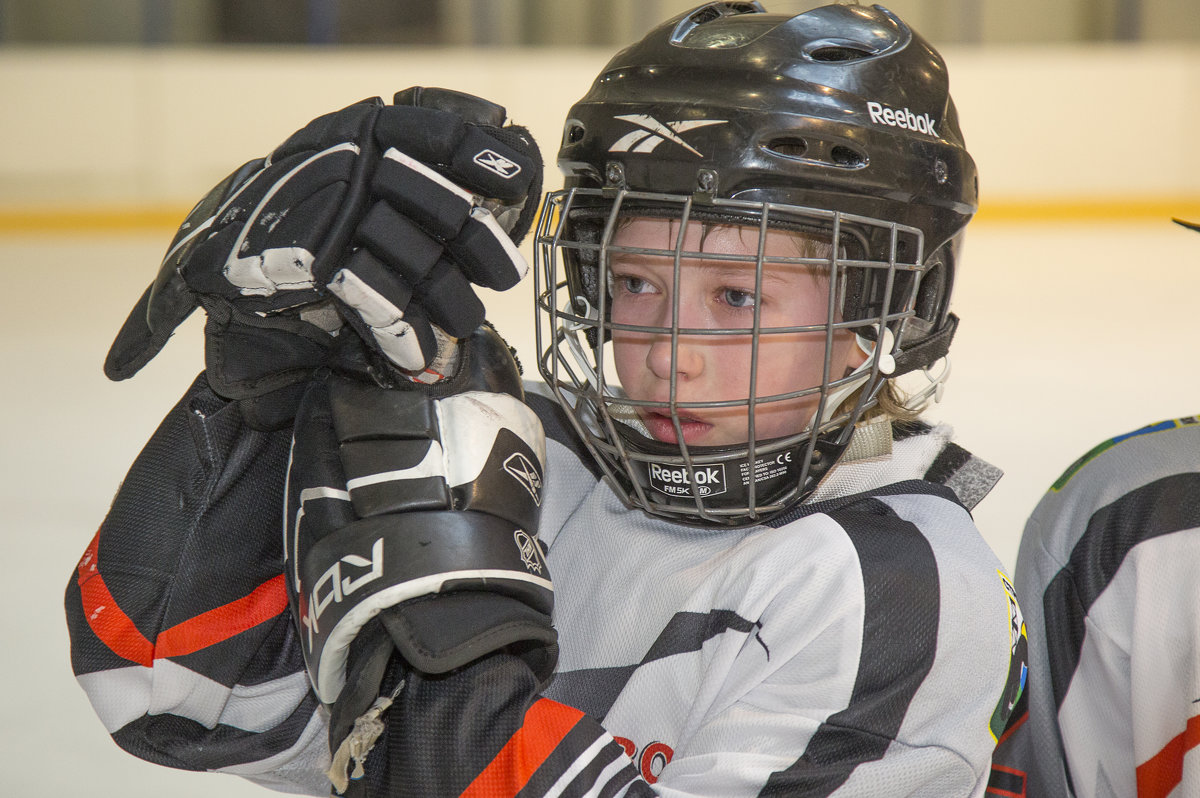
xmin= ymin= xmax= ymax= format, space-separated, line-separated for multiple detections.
xmin=622 ymin=276 xmax=651 ymax=294
xmin=724 ymin=288 xmax=756 ymax=308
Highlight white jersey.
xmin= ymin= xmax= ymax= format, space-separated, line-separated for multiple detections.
xmin=66 ymin=375 xmax=1023 ymax=797
xmin=994 ymin=415 xmax=1200 ymax=798
xmin=530 ymin=391 xmax=1023 ymax=796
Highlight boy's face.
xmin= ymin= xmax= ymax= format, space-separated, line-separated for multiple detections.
xmin=609 ymin=217 xmax=864 ymax=447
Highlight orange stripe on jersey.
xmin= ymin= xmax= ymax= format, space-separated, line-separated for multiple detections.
xmin=995 ymin=709 xmax=1028 ymax=748
xmin=986 ymin=763 xmax=1027 ymax=798
xmin=76 ymin=531 xmax=154 ymax=667
xmin=461 ymin=698 xmax=585 ymax=798
xmin=76 ymin=530 xmax=289 ymax=665
xmin=1137 ymin=713 xmax=1200 ymax=798
xmin=155 ymin=574 xmax=289 ymax=658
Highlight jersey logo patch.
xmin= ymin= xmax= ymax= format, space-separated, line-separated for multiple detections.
xmin=473 ymin=148 xmax=522 ymax=179
xmin=609 ymin=115 xmax=727 ymax=157
xmin=613 ymin=737 xmax=675 ymax=784
xmin=989 ymin=569 xmax=1029 ymax=741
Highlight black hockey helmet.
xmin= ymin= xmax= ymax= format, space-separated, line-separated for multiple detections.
xmin=534 ymin=2 xmax=977 ymax=525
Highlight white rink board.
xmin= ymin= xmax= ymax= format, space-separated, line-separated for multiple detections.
xmin=1 ymin=45 xmax=1199 ymax=206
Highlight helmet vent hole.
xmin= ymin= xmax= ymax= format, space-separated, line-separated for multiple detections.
xmin=764 ymin=137 xmax=808 ymax=159
xmin=687 ymin=1 xmax=762 ymax=25
xmin=670 ymin=2 xmax=766 ymax=45
xmin=830 ymin=145 xmax=866 ymax=168
xmin=809 ymin=45 xmax=873 ymax=62
xmin=804 ymin=38 xmax=881 ymax=63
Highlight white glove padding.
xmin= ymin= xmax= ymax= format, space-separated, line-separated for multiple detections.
xmin=284 ymin=324 xmax=553 ymax=707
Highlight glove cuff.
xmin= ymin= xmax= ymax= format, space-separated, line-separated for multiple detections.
xmin=297 ymin=509 xmax=552 ymax=704
xmin=381 ymin=592 xmax=557 ymax=680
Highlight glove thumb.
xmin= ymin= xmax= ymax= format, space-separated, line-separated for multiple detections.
xmin=103 ymin=273 xmax=197 ymax=381
xmin=104 ymin=158 xmax=267 ymax=381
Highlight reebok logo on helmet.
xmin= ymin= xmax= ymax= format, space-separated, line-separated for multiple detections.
xmin=609 ymin=115 xmax=728 ymax=157
xmin=867 ymin=101 xmax=938 ymax=137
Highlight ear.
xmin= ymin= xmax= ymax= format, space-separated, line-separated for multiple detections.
xmin=845 ymin=334 xmax=870 ymax=372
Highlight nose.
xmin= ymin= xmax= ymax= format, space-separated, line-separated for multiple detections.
xmin=644 ymin=310 xmax=705 ymax=382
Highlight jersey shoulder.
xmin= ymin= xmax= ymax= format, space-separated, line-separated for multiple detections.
xmin=1050 ymin=414 xmax=1200 ymax=496
xmin=1024 ymin=414 xmax=1200 ymax=565
xmin=769 ymin=481 xmax=1024 ymax=768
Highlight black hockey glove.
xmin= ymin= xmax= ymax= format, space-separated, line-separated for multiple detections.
xmin=104 ymin=87 xmax=542 ymax=425
xmin=283 ymin=324 xmax=554 ymax=793
xmin=333 ymin=86 xmax=542 ymax=380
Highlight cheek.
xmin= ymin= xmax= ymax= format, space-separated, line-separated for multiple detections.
xmin=751 ymin=331 xmax=835 ymax=388
xmin=612 ymin=334 xmax=644 ymax=390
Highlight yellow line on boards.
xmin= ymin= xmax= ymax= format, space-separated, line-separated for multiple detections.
xmin=0 ymin=198 xmax=1199 ymax=233
xmin=0 ymin=207 xmax=192 ymax=234
xmin=975 ymin=198 xmax=1200 ymax=224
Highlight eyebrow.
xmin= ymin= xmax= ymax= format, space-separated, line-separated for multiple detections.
xmin=611 ymin=254 xmax=812 ymax=290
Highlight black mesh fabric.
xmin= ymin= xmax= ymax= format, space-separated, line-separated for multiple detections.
xmin=353 ymin=653 xmax=540 ymax=798
xmin=66 ymin=372 xmax=294 ymax=681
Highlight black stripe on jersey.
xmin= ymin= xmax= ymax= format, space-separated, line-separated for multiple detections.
xmin=768 ymin=478 xmax=963 ymax=527
xmin=604 ymin=764 xmax=654 ymax=798
xmin=643 ymin=609 xmax=758 ymax=662
xmin=515 ymin=717 xmax=611 ymax=797
xmin=111 ymin=689 xmax=320 ymax=771
xmin=759 ymin=497 xmax=940 ymax=797
xmin=548 ymin=738 xmax=635 ymax=798
xmin=549 ymin=609 xmax=758 ymax=721
xmin=526 ymin=391 xmax=603 ymax=480
xmin=1043 ymin=472 xmax=1200 ymax=711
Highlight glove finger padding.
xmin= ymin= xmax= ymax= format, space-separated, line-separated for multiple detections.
xmin=176 ymin=98 xmax=383 ymax=318
xmin=285 ymin=324 xmax=553 ymax=717
xmin=377 ymin=87 xmax=537 ymax=204
xmin=326 ymin=88 xmax=543 ymax=374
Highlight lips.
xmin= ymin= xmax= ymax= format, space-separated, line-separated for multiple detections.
xmin=640 ymin=410 xmax=713 ymax=445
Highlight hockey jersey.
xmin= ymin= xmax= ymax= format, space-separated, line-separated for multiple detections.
xmin=66 ymin=374 xmax=1024 ymax=796
xmin=992 ymin=416 xmax=1200 ymax=798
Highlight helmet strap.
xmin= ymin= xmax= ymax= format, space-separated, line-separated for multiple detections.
xmin=816 ymin=328 xmax=894 ymax=426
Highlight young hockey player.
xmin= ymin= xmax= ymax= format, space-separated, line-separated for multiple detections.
xmin=992 ymin=220 xmax=1200 ymax=798
xmin=66 ymin=3 xmax=1026 ymax=796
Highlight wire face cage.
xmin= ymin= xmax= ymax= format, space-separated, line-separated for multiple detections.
xmin=534 ymin=186 xmax=928 ymax=526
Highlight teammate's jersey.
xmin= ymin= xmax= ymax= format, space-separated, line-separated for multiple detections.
xmin=992 ymin=416 xmax=1200 ymax=798
xmin=66 ymin=375 xmax=1024 ymax=796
